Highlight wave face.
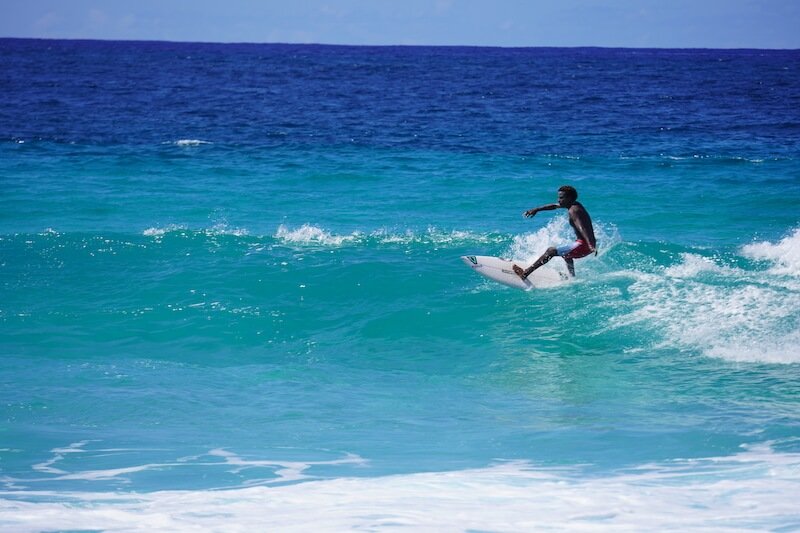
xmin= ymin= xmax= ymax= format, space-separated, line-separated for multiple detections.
xmin=2 ymin=40 xmax=800 ymax=530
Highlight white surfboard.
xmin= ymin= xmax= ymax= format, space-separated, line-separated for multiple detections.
xmin=461 ymin=255 xmax=568 ymax=290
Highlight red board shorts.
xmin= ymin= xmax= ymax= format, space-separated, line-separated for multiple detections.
xmin=556 ymin=240 xmax=593 ymax=260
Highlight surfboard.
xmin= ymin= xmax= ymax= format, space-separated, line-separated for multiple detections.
xmin=461 ymin=255 xmax=568 ymax=290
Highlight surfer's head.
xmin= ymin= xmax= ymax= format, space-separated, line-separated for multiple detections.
xmin=557 ymin=185 xmax=578 ymax=206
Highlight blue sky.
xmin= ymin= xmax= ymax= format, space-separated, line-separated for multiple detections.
xmin=2 ymin=0 xmax=799 ymax=49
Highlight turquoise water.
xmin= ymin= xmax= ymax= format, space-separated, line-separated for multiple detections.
xmin=2 ymin=40 xmax=800 ymax=529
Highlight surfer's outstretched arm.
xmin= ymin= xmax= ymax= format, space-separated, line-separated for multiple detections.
xmin=523 ymin=203 xmax=560 ymax=218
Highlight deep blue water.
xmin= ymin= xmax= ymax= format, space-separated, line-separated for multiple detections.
xmin=1 ymin=38 xmax=800 ymax=530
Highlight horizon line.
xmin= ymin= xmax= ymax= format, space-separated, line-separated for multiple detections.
xmin=2 ymin=36 xmax=798 ymax=52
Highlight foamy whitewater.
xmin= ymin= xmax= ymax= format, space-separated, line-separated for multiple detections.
xmin=3 ymin=444 xmax=800 ymax=531
xmin=1 ymin=40 xmax=800 ymax=530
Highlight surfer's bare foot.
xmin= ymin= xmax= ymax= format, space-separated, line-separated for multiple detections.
xmin=513 ymin=264 xmax=529 ymax=280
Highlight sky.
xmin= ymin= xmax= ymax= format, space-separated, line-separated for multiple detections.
xmin=1 ymin=0 xmax=799 ymax=49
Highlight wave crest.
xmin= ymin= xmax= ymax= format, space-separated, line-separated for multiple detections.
xmin=741 ymin=228 xmax=800 ymax=277
xmin=172 ymin=139 xmax=212 ymax=146
xmin=142 ymin=224 xmax=248 ymax=238
xmin=273 ymin=224 xmax=504 ymax=248
xmin=275 ymin=224 xmax=360 ymax=246
xmin=610 ymin=242 xmax=800 ymax=364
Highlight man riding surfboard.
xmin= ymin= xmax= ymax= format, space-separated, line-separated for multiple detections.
xmin=513 ymin=185 xmax=597 ymax=278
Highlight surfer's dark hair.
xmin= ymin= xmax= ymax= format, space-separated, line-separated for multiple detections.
xmin=558 ymin=185 xmax=578 ymax=201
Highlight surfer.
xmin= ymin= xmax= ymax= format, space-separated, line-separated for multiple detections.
xmin=513 ymin=185 xmax=596 ymax=278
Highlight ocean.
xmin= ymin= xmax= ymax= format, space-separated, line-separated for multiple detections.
xmin=1 ymin=39 xmax=799 ymax=530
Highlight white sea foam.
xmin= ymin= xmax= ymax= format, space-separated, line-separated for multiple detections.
xmin=612 ymin=242 xmax=800 ymax=364
xmin=8 ymin=444 xmax=366 ymax=487
xmin=173 ymin=139 xmax=212 ymax=146
xmin=374 ymin=227 xmax=504 ymax=246
xmin=142 ymin=224 xmax=248 ymax=238
xmin=508 ymin=218 xmax=620 ymax=263
xmin=274 ymin=224 xmax=504 ymax=248
xmin=2 ymin=444 xmax=799 ymax=531
xmin=664 ymin=252 xmax=740 ymax=278
xmin=142 ymin=224 xmax=187 ymax=237
xmin=205 ymin=448 xmax=366 ymax=485
xmin=508 ymin=217 xmax=572 ymax=263
xmin=32 ymin=441 xmax=94 ymax=475
xmin=741 ymin=227 xmax=800 ymax=277
xmin=275 ymin=224 xmax=361 ymax=246
xmin=204 ymin=223 xmax=248 ymax=237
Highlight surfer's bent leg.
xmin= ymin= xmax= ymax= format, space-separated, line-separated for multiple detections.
xmin=557 ymin=240 xmax=591 ymax=277
xmin=513 ymin=247 xmax=558 ymax=280
xmin=563 ymin=257 xmax=575 ymax=277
